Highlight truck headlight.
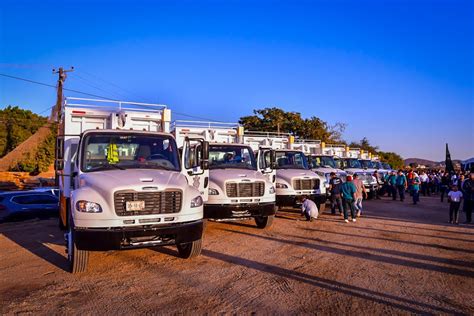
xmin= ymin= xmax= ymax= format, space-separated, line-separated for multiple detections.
xmin=276 ymin=183 xmax=288 ymax=189
xmin=209 ymin=188 xmax=219 ymax=195
xmin=76 ymin=200 xmax=102 ymax=213
xmin=269 ymin=186 xmax=276 ymax=194
xmin=191 ymin=195 xmax=203 ymax=208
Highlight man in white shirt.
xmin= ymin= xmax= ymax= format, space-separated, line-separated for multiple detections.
xmin=301 ymin=196 xmax=318 ymax=222
xmin=448 ymin=185 xmax=463 ymax=224
xmin=420 ymin=172 xmax=430 ymax=196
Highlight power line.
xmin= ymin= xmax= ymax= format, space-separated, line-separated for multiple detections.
xmin=0 ymin=72 xmax=226 ymax=122
xmin=0 ymin=73 xmax=116 ymax=100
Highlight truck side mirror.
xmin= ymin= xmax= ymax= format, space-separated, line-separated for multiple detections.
xmin=202 ymin=141 xmax=209 ymax=160
xmin=270 ymin=150 xmax=277 ymax=169
xmin=55 ymin=160 xmax=64 ymax=171
xmin=200 ymin=141 xmax=209 ymax=170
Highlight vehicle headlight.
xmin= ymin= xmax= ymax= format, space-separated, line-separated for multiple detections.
xmin=269 ymin=186 xmax=276 ymax=194
xmin=209 ymin=188 xmax=219 ymax=195
xmin=276 ymin=183 xmax=288 ymax=189
xmin=76 ymin=200 xmax=102 ymax=213
xmin=191 ymin=195 xmax=203 ymax=208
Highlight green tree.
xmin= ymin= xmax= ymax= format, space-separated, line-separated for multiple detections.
xmin=10 ymin=124 xmax=57 ymax=174
xmin=239 ymin=107 xmax=345 ymax=143
xmin=348 ymin=137 xmax=379 ymax=153
xmin=378 ymin=151 xmax=404 ymax=169
xmin=0 ymin=105 xmax=47 ymax=157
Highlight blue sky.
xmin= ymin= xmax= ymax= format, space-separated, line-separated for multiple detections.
xmin=0 ymin=0 xmax=473 ymax=160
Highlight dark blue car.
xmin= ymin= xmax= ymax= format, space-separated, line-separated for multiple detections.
xmin=0 ymin=191 xmax=59 ymax=222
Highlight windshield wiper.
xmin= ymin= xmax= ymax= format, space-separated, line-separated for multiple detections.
xmin=89 ymin=163 xmax=125 ymax=172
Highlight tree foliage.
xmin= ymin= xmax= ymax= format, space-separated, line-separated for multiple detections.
xmin=348 ymin=137 xmax=379 ymax=153
xmin=377 ymin=151 xmax=404 ymax=170
xmin=0 ymin=106 xmax=47 ymax=157
xmin=10 ymin=124 xmax=57 ymax=174
xmin=240 ymin=107 xmax=404 ymax=166
xmin=239 ymin=108 xmax=346 ymax=143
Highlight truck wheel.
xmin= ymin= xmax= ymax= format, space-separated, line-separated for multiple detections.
xmin=66 ymin=223 xmax=89 ymax=273
xmin=177 ymin=238 xmax=202 ymax=259
xmin=255 ymin=215 xmax=274 ymax=229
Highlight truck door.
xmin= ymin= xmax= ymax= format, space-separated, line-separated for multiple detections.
xmin=257 ymin=148 xmax=276 ymax=184
xmin=181 ymin=138 xmax=210 ymax=201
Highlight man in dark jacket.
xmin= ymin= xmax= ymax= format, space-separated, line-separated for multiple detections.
xmin=328 ymin=172 xmax=343 ymax=215
xmin=462 ymin=173 xmax=474 ymax=224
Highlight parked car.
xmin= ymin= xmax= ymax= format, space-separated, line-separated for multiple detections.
xmin=32 ymin=187 xmax=60 ymax=197
xmin=0 ymin=191 xmax=59 ymax=222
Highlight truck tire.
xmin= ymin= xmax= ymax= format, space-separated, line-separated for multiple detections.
xmin=255 ymin=215 xmax=274 ymax=229
xmin=67 ymin=214 xmax=89 ymax=273
xmin=177 ymin=238 xmax=202 ymax=259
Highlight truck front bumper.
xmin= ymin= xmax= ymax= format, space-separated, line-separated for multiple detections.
xmin=204 ymin=202 xmax=275 ymax=219
xmin=74 ymin=220 xmax=203 ymax=251
xmin=276 ymin=194 xmax=327 ymax=208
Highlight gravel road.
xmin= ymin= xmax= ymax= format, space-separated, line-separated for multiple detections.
xmin=1 ymin=196 xmax=473 ymax=314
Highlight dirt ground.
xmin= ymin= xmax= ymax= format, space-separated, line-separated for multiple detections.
xmin=1 ymin=196 xmax=473 ymax=315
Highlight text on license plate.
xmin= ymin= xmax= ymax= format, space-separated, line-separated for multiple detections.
xmin=126 ymin=201 xmax=145 ymax=211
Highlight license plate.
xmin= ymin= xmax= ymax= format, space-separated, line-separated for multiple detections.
xmin=126 ymin=201 xmax=145 ymax=211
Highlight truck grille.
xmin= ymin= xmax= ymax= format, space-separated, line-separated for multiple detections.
xmin=293 ymin=178 xmax=320 ymax=190
xmin=226 ymin=182 xmax=265 ymax=197
xmin=114 ymin=190 xmax=182 ymax=216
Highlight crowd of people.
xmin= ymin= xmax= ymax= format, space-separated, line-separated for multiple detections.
xmin=301 ymin=169 xmax=474 ymax=225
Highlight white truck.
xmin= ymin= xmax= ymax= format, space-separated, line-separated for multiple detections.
xmin=171 ymin=121 xmax=276 ymax=228
xmin=291 ymin=141 xmax=347 ymax=200
xmin=339 ymin=148 xmax=378 ymax=198
xmin=243 ymin=132 xmax=327 ymax=210
xmin=55 ymin=97 xmax=209 ymax=273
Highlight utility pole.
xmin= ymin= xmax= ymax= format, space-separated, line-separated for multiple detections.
xmin=51 ymin=66 xmax=74 ymax=122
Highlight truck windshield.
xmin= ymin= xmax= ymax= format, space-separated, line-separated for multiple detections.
xmin=81 ymin=133 xmax=180 ymax=172
xmin=359 ymin=160 xmax=374 ymax=169
xmin=344 ymin=159 xmax=362 ymax=169
xmin=308 ymin=156 xmax=336 ymax=169
xmin=334 ymin=158 xmax=343 ymax=169
xmin=209 ymin=145 xmax=257 ymax=170
xmin=276 ymin=151 xmax=309 ymax=169
xmin=382 ymin=163 xmax=392 ymax=170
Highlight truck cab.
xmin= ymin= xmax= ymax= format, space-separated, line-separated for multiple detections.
xmin=172 ymin=121 xmax=276 ymax=228
xmin=341 ymin=157 xmax=377 ymax=196
xmin=307 ymin=154 xmax=347 ymax=194
xmin=56 ymin=98 xmax=209 ymax=273
xmin=243 ymin=133 xmax=326 ymax=210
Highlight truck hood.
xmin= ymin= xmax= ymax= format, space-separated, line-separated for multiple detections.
xmin=276 ymin=169 xmax=319 ymax=184
xmin=79 ymin=169 xmax=187 ymax=196
xmin=313 ymin=167 xmax=346 ymax=174
xmin=209 ymin=168 xmax=268 ymax=187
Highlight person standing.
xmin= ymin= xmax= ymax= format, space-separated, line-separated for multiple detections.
xmin=440 ymin=172 xmax=450 ymax=202
xmin=420 ymin=171 xmax=429 ymax=196
xmin=353 ymin=173 xmax=367 ymax=217
xmin=395 ymin=170 xmax=407 ymax=202
xmin=328 ymin=172 xmax=343 ymax=216
xmin=372 ymin=171 xmax=382 ymax=199
xmin=387 ymin=171 xmax=398 ymax=200
xmin=447 ymin=185 xmax=463 ymax=224
xmin=412 ymin=174 xmax=421 ymax=205
xmin=341 ymin=175 xmax=357 ymax=223
xmin=301 ymin=196 xmax=318 ymax=222
xmin=462 ymin=173 xmax=474 ymax=224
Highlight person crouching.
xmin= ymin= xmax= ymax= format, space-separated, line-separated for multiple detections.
xmin=301 ymin=196 xmax=318 ymax=222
